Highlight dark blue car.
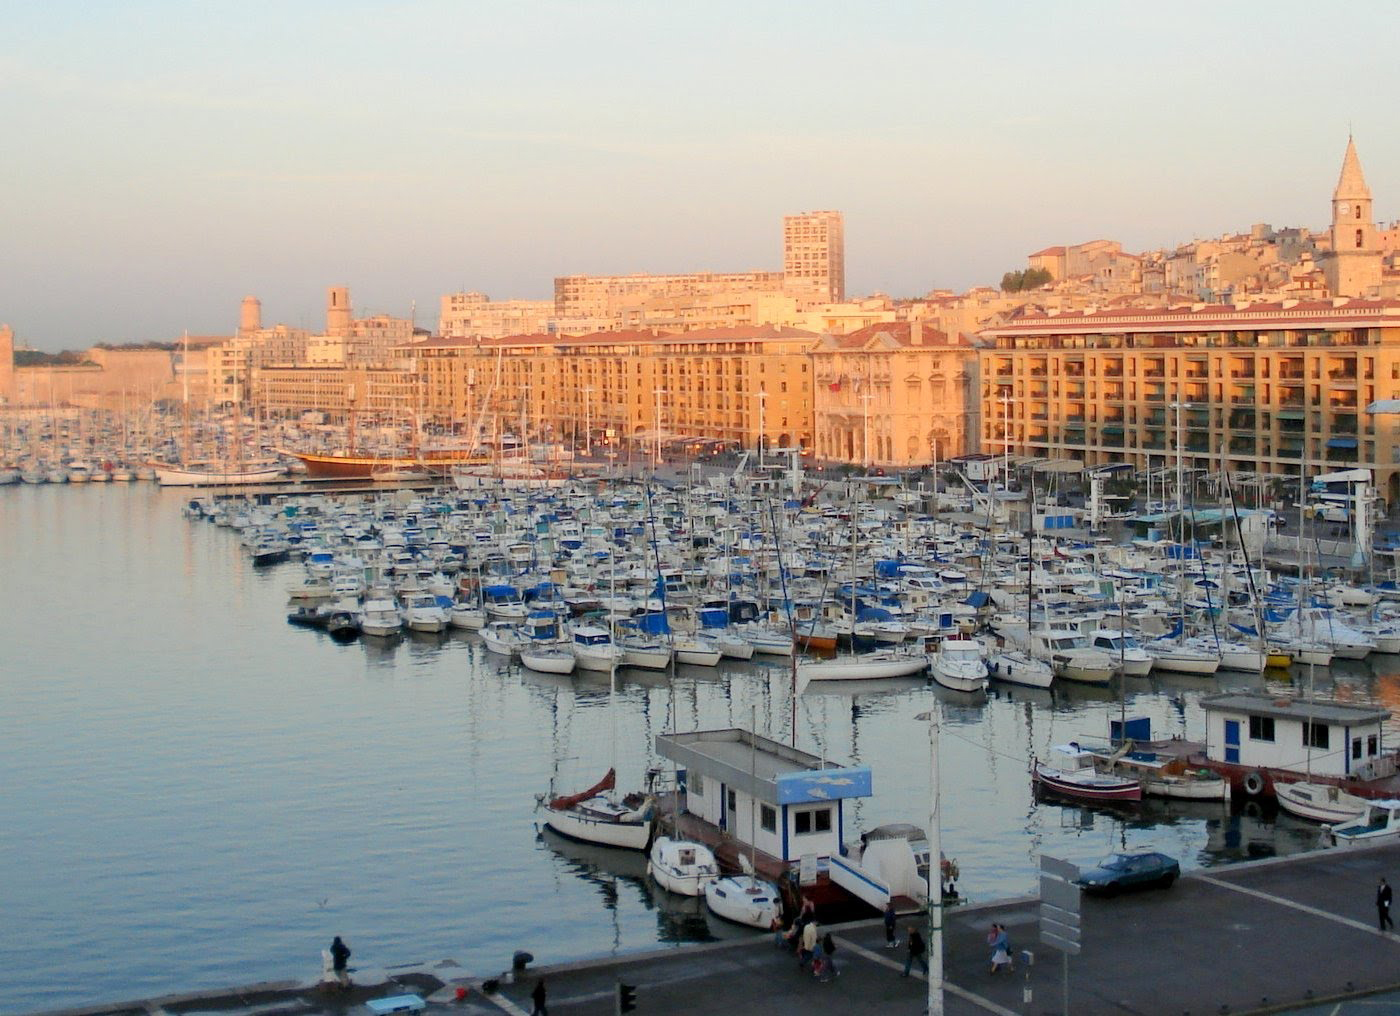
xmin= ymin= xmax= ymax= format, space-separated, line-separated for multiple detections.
xmin=1076 ymin=852 xmax=1179 ymax=895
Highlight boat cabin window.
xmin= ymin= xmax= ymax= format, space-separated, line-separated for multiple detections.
xmin=1370 ymin=734 xmax=1380 ymax=756
xmin=691 ymin=774 xmax=704 ymax=797
xmin=1304 ymin=723 xmax=1330 ymax=750
xmin=1353 ymin=737 xmax=1363 ymax=760
xmin=760 ymin=804 xmax=777 ymax=833
xmin=795 ymin=807 xmax=833 ymax=835
xmin=1249 ymin=716 xmax=1275 ymax=742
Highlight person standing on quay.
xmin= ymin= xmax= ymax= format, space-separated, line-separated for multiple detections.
xmin=883 ymin=899 xmax=899 ymax=948
xmin=1379 ymin=877 xmax=1394 ymax=931
xmin=530 ymin=978 xmax=548 ymax=1016
xmin=901 ymin=927 xmax=928 ymax=978
xmin=329 ymin=936 xmax=352 ymax=988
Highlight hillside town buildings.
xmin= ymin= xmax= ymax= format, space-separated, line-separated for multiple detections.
xmin=8 ymin=138 xmax=1400 ymax=480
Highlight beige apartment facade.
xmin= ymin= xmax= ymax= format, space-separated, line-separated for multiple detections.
xmin=439 ymin=292 xmax=555 ymax=339
xmin=257 ymin=363 xmax=421 ymax=420
xmin=811 ymin=322 xmax=979 ymax=467
xmin=413 ymin=325 xmax=819 ymax=452
xmin=980 ymin=299 xmax=1400 ymax=502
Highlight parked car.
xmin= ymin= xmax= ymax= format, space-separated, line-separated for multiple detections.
xmin=1076 ymin=851 xmax=1179 ymax=895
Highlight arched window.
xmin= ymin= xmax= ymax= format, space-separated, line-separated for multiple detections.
xmin=1356 ymin=204 xmax=1363 ymax=220
xmin=1357 ymin=228 xmax=1365 ymax=249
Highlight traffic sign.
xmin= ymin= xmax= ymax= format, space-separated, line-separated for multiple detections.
xmin=1040 ymin=855 xmax=1080 ymax=882
xmin=1039 ymin=874 xmax=1081 ymax=912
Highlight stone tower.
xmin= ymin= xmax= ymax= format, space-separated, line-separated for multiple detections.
xmin=0 ymin=324 xmax=14 ymax=404
xmin=1323 ymin=136 xmax=1382 ymax=298
xmin=239 ymin=295 xmax=262 ymax=335
xmin=326 ymin=286 xmax=352 ymax=337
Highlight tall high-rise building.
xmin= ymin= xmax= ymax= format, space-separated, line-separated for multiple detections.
xmin=783 ymin=210 xmax=845 ymax=302
xmin=1323 ymin=137 xmax=1383 ymax=298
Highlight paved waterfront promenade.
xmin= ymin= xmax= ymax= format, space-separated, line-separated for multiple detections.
xmin=35 ymin=844 xmax=1400 ymax=1016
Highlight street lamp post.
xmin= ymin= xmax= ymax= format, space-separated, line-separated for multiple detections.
xmin=582 ymin=387 xmax=593 ymax=457
xmin=915 ymin=708 xmax=944 ymax=1016
xmin=653 ymin=387 xmax=666 ymax=472
xmin=861 ymin=393 xmax=874 ymax=469
xmin=755 ymin=389 xmax=767 ymax=469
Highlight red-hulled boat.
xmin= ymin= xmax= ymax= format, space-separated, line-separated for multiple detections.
xmin=1032 ymin=744 xmax=1143 ymax=802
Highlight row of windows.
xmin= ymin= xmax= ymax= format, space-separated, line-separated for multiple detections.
xmin=1248 ymin=715 xmax=1380 ymax=755
xmin=692 ymin=777 xmax=830 ymax=834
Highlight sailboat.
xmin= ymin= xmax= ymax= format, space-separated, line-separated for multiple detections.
xmin=540 ymin=557 xmax=654 ymax=851
xmin=643 ymin=481 xmax=722 ymax=894
xmin=541 ymin=768 xmax=655 ymax=851
xmin=151 ymin=333 xmax=285 ymax=487
xmin=797 ymin=483 xmax=927 ymax=686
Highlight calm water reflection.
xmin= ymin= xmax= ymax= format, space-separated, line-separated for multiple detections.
xmin=2 ymin=485 xmax=1395 ymax=1012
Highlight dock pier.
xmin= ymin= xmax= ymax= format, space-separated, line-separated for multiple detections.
xmin=31 ymin=843 xmax=1400 ymax=1016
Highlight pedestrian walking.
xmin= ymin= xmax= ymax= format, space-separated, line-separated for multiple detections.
xmin=329 ymin=936 xmax=352 ymax=988
xmin=883 ymin=899 xmax=898 ymax=948
xmin=1379 ymin=877 xmax=1394 ymax=931
xmin=529 ymin=979 xmax=547 ymax=1016
xmin=798 ymin=919 xmax=819 ymax=970
xmin=901 ymin=927 xmax=928 ymax=978
xmin=988 ymin=923 xmax=1013 ymax=974
xmin=820 ymin=932 xmax=840 ymax=980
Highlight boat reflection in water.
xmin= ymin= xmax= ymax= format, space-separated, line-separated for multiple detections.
xmin=1033 ymin=793 xmax=1325 ymax=867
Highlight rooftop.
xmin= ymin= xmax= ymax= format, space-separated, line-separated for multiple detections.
xmin=657 ymin=728 xmax=871 ymax=805
xmin=1201 ymin=691 xmax=1391 ymax=726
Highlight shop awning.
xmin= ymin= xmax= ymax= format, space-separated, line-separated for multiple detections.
xmin=1326 ymin=437 xmax=1359 ymax=449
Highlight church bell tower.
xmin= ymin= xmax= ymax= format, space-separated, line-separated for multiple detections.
xmin=1323 ymin=136 xmax=1382 ymax=298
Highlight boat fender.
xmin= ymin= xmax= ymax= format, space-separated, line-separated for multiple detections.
xmin=1243 ymin=771 xmax=1266 ymax=797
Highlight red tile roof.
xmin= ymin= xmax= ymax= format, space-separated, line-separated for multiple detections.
xmin=1029 ymin=246 xmax=1066 ymax=257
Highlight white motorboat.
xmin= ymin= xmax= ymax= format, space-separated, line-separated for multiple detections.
xmin=1086 ymin=629 xmax=1153 ymax=676
xmin=1276 ymin=781 xmax=1372 ymax=824
xmin=829 ymin=823 xmax=940 ymax=911
xmin=985 ymin=645 xmax=1055 ymax=688
xmin=287 ymin=576 xmax=333 ymax=600
xmin=449 ymin=601 xmax=487 ymax=630
xmin=1031 ymin=630 xmax=1115 ymax=685
xmin=481 ymin=620 xmax=528 ymax=656
xmin=930 ymin=635 xmax=989 ymax=693
xmin=703 ymin=871 xmax=783 ymax=930
xmin=541 ymin=769 xmax=654 ymax=851
xmin=647 ymin=836 xmax=720 ymax=896
xmin=360 ymin=598 xmax=403 ymax=637
xmin=1325 ymin=799 xmax=1400 ymax=848
xmin=521 ymin=645 xmax=577 ymax=675
xmin=403 ymin=592 xmax=448 ymax=633
xmin=571 ymin=625 xmax=624 ymax=671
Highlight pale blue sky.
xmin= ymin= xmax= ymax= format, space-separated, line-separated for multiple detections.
xmin=3 ymin=1 xmax=1397 ymax=349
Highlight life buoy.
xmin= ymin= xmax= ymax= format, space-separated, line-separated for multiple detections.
xmin=1243 ymin=771 xmax=1266 ymax=796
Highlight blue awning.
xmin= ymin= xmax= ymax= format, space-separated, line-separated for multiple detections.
xmin=1326 ymin=437 xmax=1359 ymax=449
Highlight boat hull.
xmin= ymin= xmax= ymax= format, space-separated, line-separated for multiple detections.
xmin=152 ymin=463 xmax=285 ymax=487
xmin=1032 ymin=763 xmax=1142 ymax=802
xmin=544 ymin=808 xmax=652 ymax=851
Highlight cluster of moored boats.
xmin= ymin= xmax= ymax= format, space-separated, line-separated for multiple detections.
xmin=184 ymin=460 xmax=1400 ymax=702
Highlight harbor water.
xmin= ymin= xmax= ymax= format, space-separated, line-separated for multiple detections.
xmin=5 ymin=484 xmax=1400 ymax=1014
